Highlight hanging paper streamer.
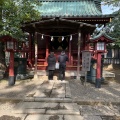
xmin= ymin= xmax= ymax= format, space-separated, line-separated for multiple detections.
xmin=70 ymin=35 xmax=72 ymax=41
xmin=62 ymin=36 xmax=64 ymax=41
xmin=36 ymin=32 xmax=78 ymax=40
xmin=51 ymin=36 xmax=53 ymax=41
xmin=41 ymin=34 xmax=44 ymax=40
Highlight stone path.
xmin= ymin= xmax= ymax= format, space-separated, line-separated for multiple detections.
xmin=25 ymin=81 xmax=71 ymax=98
xmin=0 ymin=102 xmax=120 ymax=120
xmin=0 ymin=80 xmax=120 ymax=120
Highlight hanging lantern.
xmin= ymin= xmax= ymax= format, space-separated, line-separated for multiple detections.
xmin=70 ymin=35 xmax=72 ymax=41
xmin=6 ymin=40 xmax=17 ymax=51
xmin=62 ymin=36 xmax=64 ymax=41
xmin=6 ymin=41 xmax=14 ymax=50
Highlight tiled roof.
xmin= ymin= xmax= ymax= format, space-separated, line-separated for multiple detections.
xmin=90 ymin=31 xmax=116 ymax=42
xmin=36 ymin=0 xmax=104 ymax=17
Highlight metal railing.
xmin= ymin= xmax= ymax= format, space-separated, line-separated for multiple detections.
xmin=103 ymin=58 xmax=120 ymax=64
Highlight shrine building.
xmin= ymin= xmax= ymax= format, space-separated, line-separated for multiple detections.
xmin=22 ymin=0 xmax=113 ymax=68
xmin=21 ymin=0 xmax=115 ymax=84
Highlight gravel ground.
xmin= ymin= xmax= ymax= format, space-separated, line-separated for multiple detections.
xmin=0 ymin=79 xmax=43 ymax=99
xmin=0 ymin=102 xmax=17 ymax=111
xmin=0 ymin=77 xmax=120 ymax=102
xmin=0 ymin=102 xmax=22 ymax=120
xmin=0 ymin=115 xmax=21 ymax=120
xmin=69 ymin=79 xmax=120 ymax=102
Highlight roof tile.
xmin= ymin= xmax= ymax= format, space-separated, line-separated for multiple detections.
xmin=36 ymin=0 xmax=102 ymax=17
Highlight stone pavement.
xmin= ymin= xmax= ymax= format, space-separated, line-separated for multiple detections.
xmin=0 ymin=79 xmax=120 ymax=120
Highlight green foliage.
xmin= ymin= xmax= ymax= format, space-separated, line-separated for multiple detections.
xmin=102 ymin=0 xmax=120 ymax=45
xmin=106 ymin=10 xmax=120 ymax=46
xmin=95 ymin=1 xmax=120 ymax=47
xmin=102 ymin=0 xmax=120 ymax=7
xmin=0 ymin=0 xmax=41 ymax=41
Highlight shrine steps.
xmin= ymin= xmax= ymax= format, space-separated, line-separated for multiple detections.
xmin=37 ymin=65 xmax=79 ymax=70
xmin=28 ymin=71 xmax=79 ymax=80
xmin=28 ymin=70 xmax=115 ymax=81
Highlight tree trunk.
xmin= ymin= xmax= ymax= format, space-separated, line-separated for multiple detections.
xmin=0 ymin=1 xmax=7 ymax=78
xmin=0 ymin=42 xmax=7 ymax=78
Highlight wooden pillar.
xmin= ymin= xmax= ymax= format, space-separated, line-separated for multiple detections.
xmin=69 ymin=39 xmax=71 ymax=65
xmin=76 ymin=28 xmax=81 ymax=80
xmin=85 ymin=33 xmax=90 ymax=50
xmin=82 ymin=33 xmax=85 ymax=50
xmin=33 ymin=32 xmax=38 ymax=80
xmin=45 ymin=37 xmax=49 ymax=65
xmin=28 ymin=33 xmax=32 ymax=67
xmin=32 ymin=33 xmax=35 ymax=66
xmin=96 ymin=53 xmax=101 ymax=88
xmin=9 ymin=51 xmax=15 ymax=86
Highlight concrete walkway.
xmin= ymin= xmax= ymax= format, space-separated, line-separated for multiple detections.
xmin=0 ymin=79 xmax=120 ymax=120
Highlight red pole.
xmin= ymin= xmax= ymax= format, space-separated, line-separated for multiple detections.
xmin=96 ymin=53 xmax=101 ymax=88
xmin=9 ymin=51 xmax=15 ymax=86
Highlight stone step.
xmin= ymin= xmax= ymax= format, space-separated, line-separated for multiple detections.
xmin=28 ymin=70 xmax=85 ymax=77
xmin=28 ymin=70 xmax=115 ymax=79
xmin=24 ymin=97 xmax=120 ymax=106
xmin=1 ymin=101 xmax=120 ymax=120
xmin=24 ymin=97 xmax=72 ymax=103
xmin=12 ymin=101 xmax=120 ymax=118
xmin=24 ymin=115 xmax=84 ymax=120
xmin=13 ymin=102 xmax=80 ymax=115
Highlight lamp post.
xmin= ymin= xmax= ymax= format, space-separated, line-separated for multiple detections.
xmin=95 ymin=42 xmax=105 ymax=88
xmin=6 ymin=40 xmax=16 ymax=86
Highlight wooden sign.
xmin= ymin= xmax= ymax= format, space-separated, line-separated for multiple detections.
xmin=82 ymin=51 xmax=91 ymax=71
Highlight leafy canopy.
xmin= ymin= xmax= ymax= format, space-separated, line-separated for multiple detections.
xmin=0 ymin=0 xmax=41 ymax=40
xmin=102 ymin=0 xmax=120 ymax=7
xmin=108 ymin=10 xmax=120 ymax=46
xmin=101 ymin=0 xmax=120 ymax=46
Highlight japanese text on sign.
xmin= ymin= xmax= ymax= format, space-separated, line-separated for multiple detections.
xmin=82 ymin=51 xmax=91 ymax=71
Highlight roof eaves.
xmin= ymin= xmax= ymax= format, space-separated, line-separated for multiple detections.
xmin=90 ymin=31 xmax=116 ymax=42
xmin=41 ymin=14 xmax=114 ymax=18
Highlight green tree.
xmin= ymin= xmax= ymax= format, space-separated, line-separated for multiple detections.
xmin=0 ymin=0 xmax=41 ymax=39
xmin=103 ymin=0 xmax=120 ymax=46
xmin=102 ymin=0 xmax=120 ymax=6
xmin=107 ymin=10 xmax=120 ymax=46
xmin=0 ymin=0 xmax=41 ymax=75
xmin=101 ymin=0 xmax=120 ymax=46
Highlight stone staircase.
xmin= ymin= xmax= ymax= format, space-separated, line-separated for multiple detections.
xmin=12 ymin=81 xmax=83 ymax=119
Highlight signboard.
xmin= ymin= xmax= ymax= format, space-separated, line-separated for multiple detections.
xmin=82 ymin=51 xmax=91 ymax=71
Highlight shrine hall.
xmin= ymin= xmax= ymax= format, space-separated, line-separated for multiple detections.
xmin=2 ymin=0 xmax=114 ymax=87
xmin=22 ymin=0 xmax=114 ymax=70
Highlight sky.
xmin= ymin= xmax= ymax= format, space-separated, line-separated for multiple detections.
xmin=102 ymin=5 xmax=119 ymax=14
